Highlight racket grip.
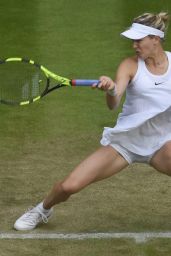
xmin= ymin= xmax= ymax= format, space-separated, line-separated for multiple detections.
xmin=71 ymin=79 xmax=99 ymax=86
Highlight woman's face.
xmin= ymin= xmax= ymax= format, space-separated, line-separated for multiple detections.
xmin=132 ymin=36 xmax=157 ymax=60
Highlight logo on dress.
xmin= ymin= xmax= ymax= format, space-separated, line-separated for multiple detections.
xmin=155 ymin=82 xmax=164 ymax=85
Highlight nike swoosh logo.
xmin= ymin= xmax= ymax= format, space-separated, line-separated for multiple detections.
xmin=155 ymin=82 xmax=164 ymax=85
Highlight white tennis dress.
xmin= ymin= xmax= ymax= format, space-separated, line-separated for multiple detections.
xmin=101 ymin=51 xmax=171 ymax=156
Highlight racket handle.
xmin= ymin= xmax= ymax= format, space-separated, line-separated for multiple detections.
xmin=71 ymin=79 xmax=99 ymax=86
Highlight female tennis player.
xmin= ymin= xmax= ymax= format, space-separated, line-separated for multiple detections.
xmin=14 ymin=11 xmax=171 ymax=230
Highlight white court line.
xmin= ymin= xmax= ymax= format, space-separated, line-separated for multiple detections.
xmin=1 ymin=232 xmax=171 ymax=243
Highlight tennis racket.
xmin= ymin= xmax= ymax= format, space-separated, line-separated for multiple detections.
xmin=0 ymin=57 xmax=99 ymax=106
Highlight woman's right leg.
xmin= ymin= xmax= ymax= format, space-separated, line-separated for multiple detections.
xmin=43 ymin=145 xmax=129 ymax=209
xmin=14 ymin=145 xmax=128 ymax=230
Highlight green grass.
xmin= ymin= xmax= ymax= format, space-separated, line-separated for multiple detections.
xmin=1 ymin=0 xmax=171 ymax=255
xmin=1 ymin=239 xmax=171 ymax=256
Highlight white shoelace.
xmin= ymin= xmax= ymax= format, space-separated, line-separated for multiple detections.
xmin=22 ymin=207 xmax=50 ymax=225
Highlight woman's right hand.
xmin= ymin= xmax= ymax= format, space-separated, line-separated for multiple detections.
xmin=92 ymin=76 xmax=116 ymax=92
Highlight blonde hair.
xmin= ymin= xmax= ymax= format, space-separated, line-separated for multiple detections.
xmin=133 ymin=12 xmax=170 ymax=33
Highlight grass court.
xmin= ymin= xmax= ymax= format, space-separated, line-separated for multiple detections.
xmin=1 ymin=0 xmax=171 ymax=255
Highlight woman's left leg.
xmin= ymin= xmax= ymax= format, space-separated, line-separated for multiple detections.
xmin=150 ymin=141 xmax=171 ymax=175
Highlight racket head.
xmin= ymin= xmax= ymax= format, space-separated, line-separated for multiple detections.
xmin=0 ymin=58 xmax=50 ymax=106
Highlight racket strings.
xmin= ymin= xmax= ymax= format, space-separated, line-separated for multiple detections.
xmin=0 ymin=62 xmax=47 ymax=104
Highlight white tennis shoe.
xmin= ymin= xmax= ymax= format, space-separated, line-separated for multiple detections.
xmin=14 ymin=203 xmax=53 ymax=231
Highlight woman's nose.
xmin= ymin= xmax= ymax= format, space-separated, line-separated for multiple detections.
xmin=133 ymin=41 xmax=138 ymax=49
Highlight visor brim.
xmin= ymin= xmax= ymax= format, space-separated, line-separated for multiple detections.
xmin=121 ymin=29 xmax=148 ymax=40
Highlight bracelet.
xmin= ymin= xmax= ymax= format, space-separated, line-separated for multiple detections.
xmin=107 ymin=86 xmax=117 ymax=96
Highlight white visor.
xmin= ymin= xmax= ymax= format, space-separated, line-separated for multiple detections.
xmin=121 ymin=23 xmax=164 ymax=40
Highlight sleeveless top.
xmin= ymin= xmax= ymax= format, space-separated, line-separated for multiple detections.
xmin=101 ymin=51 xmax=171 ymax=155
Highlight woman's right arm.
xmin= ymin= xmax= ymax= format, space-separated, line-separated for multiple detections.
xmin=97 ymin=57 xmax=138 ymax=110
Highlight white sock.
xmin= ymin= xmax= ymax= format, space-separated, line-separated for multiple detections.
xmin=37 ymin=202 xmax=51 ymax=213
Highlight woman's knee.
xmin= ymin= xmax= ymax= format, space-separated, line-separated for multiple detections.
xmin=60 ymin=179 xmax=83 ymax=195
